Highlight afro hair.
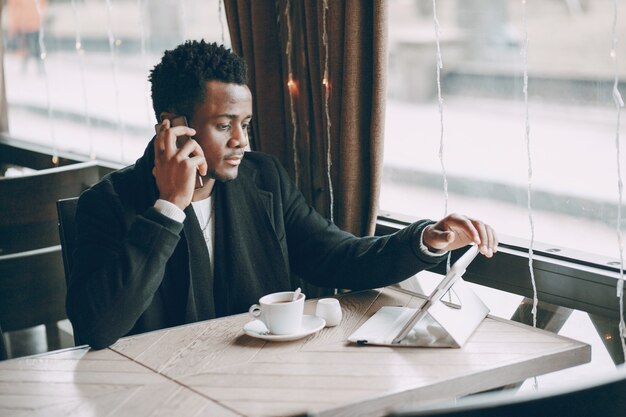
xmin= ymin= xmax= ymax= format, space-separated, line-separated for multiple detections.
xmin=149 ymin=40 xmax=248 ymax=120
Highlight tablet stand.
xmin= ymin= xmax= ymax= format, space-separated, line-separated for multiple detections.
xmin=409 ymin=278 xmax=490 ymax=347
xmin=347 ymin=278 xmax=489 ymax=348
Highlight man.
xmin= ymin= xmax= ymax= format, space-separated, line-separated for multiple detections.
xmin=66 ymin=41 xmax=497 ymax=349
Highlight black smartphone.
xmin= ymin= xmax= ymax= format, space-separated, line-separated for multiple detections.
xmin=155 ymin=116 xmax=204 ymax=189
xmin=170 ymin=115 xmax=192 ymax=149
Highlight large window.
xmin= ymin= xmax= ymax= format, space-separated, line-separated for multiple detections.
xmin=383 ymin=0 xmax=626 ymax=387
xmin=2 ymin=0 xmax=229 ymax=164
xmin=4 ymin=2 xmax=623 ymax=264
xmin=383 ymin=0 xmax=626 ymax=263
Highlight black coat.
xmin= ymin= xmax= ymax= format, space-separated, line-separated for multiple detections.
xmin=66 ymin=140 xmax=444 ymax=349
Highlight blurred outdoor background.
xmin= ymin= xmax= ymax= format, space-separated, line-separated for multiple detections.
xmin=3 ymin=0 xmax=625 ymax=261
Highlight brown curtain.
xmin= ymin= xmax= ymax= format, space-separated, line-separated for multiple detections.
xmin=224 ymin=0 xmax=387 ymax=237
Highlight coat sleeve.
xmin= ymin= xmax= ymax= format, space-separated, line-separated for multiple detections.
xmin=66 ymin=183 xmax=183 ymax=349
xmin=274 ymin=158 xmax=446 ymax=290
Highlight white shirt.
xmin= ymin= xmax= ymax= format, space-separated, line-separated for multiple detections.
xmin=154 ymin=198 xmax=215 ymax=273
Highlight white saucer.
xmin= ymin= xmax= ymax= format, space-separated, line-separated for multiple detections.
xmin=243 ymin=315 xmax=326 ymax=342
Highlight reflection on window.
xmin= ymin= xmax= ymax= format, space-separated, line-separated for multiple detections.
xmin=2 ymin=0 xmax=229 ymax=165
xmin=383 ymin=0 xmax=625 ymax=261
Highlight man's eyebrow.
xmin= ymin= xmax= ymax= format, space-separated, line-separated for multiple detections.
xmin=215 ymin=113 xmax=253 ymax=119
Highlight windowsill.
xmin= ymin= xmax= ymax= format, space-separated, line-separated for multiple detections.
xmin=376 ymin=211 xmax=625 ymax=321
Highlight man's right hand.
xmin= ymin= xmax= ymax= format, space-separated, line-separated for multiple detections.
xmin=422 ymin=213 xmax=498 ymax=258
xmin=152 ymin=119 xmax=208 ymax=210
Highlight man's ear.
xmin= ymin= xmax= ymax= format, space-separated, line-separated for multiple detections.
xmin=159 ymin=112 xmax=176 ymax=122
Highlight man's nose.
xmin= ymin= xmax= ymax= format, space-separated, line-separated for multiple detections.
xmin=229 ymin=125 xmax=248 ymax=148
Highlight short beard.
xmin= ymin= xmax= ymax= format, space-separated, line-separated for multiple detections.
xmin=206 ymin=169 xmax=238 ymax=183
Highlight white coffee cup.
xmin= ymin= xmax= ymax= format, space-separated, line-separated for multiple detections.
xmin=315 ymin=298 xmax=342 ymax=327
xmin=248 ymin=291 xmax=305 ymax=335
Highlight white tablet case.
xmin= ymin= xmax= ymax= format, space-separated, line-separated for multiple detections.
xmin=348 ymin=249 xmax=489 ymax=348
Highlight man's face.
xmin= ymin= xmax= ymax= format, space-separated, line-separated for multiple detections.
xmin=189 ymin=81 xmax=253 ymax=182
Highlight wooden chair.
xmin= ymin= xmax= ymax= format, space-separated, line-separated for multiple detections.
xmin=0 ymin=161 xmax=104 ymax=358
xmin=0 ymin=247 xmax=67 ymax=355
xmin=0 ymin=161 xmax=101 ymax=255
xmin=387 ymin=365 xmax=626 ymax=417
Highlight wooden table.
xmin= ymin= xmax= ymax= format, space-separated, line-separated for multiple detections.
xmin=0 ymin=288 xmax=590 ymax=417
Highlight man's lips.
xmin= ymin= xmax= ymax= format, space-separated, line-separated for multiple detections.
xmin=224 ymin=154 xmax=243 ymax=166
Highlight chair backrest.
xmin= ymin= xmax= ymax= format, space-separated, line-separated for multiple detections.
xmin=56 ymin=197 xmax=79 ymax=283
xmin=0 ymin=161 xmax=100 ymax=255
xmin=388 ymin=366 xmax=626 ymax=417
xmin=0 ymin=247 xmax=66 ymax=333
xmin=0 ymin=161 xmax=108 ymax=344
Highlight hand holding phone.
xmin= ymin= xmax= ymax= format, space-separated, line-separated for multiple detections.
xmin=154 ymin=116 xmax=204 ymax=189
xmin=153 ymin=117 xmax=207 ymax=210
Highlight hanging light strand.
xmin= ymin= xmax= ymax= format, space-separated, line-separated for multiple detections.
xmin=218 ymin=0 xmax=226 ymax=45
xmin=284 ymin=0 xmax=300 ymax=185
xmin=137 ymin=0 xmax=154 ymax=127
xmin=610 ymin=0 xmax=626 ymax=357
xmin=33 ymin=0 xmax=57 ymax=164
xmin=322 ymin=0 xmax=334 ymax=222
xmin=70 ymin=0 xmax=94 ymax=159
xmin=432 ymin=0 xmax=448 ymax=217
xmin=432 ymin=0 xmax=452 ymax=275
xmin=105 ymin=0 xmax=125 ymax=161
xmin=521 ymin=0 xmax=538 ymax=328
xmin=179 ymin=0 xmax=188 ymax=41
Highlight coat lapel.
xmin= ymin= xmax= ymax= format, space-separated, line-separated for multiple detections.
xmin=133 ymin=141 xmax=289 ymax=319
xmin=213 ymin=164 xmax=291 ymax=316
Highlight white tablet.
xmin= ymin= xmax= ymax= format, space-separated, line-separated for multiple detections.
xmin=348 ymin=244 xmax=480 ymax=346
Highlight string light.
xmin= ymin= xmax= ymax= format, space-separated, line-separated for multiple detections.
xmin=432 ymin=0 xmax=452 ymax=276
xmin=323 ymin=0 xmax=334 ymax=223
xmin=71 ymin=0 xmax=95 ymax=159
xmin=520 ymin=0 xmax=538 ymax=330
xmin=522 ymin=6 xmax=540 ymax=394
xmin=179 ymin=0 xmax=188 ymax=41
xmin=33 ymin=0 xmax=57 ymax=165
xmin=284 ymin=0 xmax=300 ymax=185
xmin=610 ymin=0 xmax=626 ymax=358
xmin=287 ymin=73 xmax=298 ymax=94
xmin=432 ymin=0 xmax=448 ymax=219
xmin=105 ymin=0 xmax=125 ymax=161
xmin=218 ymin=0 xmax=226 ymax=45
xmin=137 ymin=0 xmax=155 ymax=129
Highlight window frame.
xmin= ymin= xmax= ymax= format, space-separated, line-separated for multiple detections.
xmin=377 ymin=211 xmax=625 ymax=321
